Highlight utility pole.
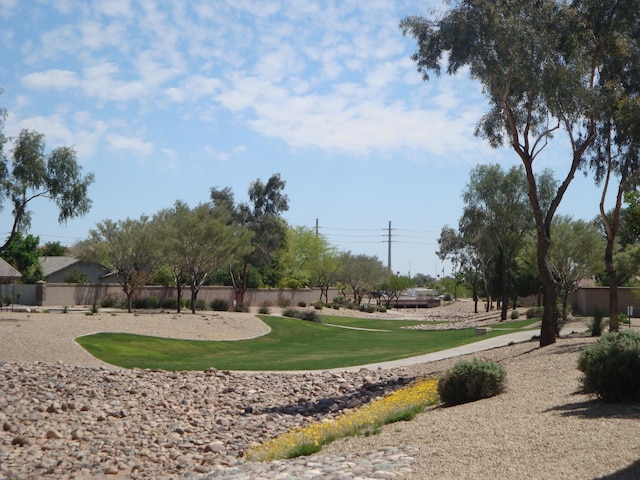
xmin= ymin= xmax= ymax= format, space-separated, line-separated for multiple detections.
xmin=315 ymin=218 xmax=319 ymax=236
xmin=388 ymin=220 xmax=392 ymax=271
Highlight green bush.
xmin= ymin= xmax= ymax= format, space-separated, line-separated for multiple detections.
xmin=314 ymin=301 xmax=324 ymax=310
xmin=100 ymin=295 xmax=121 ymax=308
xmin=443 ymin=293 xmax=453 ymax=301
xmin=577 ymin=330 xmax=640 ymax=402
xmin=619 ymin=313 xmax=630 ymax=325
xmin=258 ymin=305 xmax=271 ymax=314
xmin=185 ymin=298 xmax=207 ymax=311
xmin=332 ymin=296 xmax=349 ymax=306
xmin=282 ymin=307 xmax=299 ymax=318
xmin=510 ymin=310 xmax=520 ymax=320
xmin=300 ymin=310 xmax=322 ymax=323
xmin=160 ymin=297 xmax=179 ymax=310
xmin=360 ymin=304 xmax=376 ymax=313
xmin=331 ymin=302 xmax=340 ymax=310
xmin=589 ymin=306 xmax=606 ymax=337
xmin=132 ymin=296 xmax=160 ymax=309
xmin=210 ymin=299 xmax=230 ymax=311
xmin=438 ymin=358 xmax=507 ymax=406
xmin=297 ymin=301 xmax=307 ymax=308
xmin=526 ymin=306 xmax=544 ymax=319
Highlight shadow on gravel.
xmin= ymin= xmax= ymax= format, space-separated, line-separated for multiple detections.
xmin=545 ymin=399 xmax=640 ymax=419
xmin=549 ymin=339 xmax=593 ymax=355
xmin=594 ymin=460 xmax=640 ymax=480
xmin=257 ymin=376 xmax=416 ymax=417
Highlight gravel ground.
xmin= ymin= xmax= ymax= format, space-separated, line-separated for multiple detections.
xmin=1 ymin=302 xmax=640 ymax=479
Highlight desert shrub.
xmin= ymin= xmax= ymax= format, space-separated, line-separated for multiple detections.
xmin=526 ymin=306 xmax=544 ymax=319
xmin=377 ymin=306 xmax=387 ymax=313
xmin=588 ymin=306 xmax=606 ymax=337
xmin=360 ymin=304 xmax=376 ymax=313
xmin=159 ymin=297 xmax=179 ymax=310
xmin=443 ymin=293 xmax=453 ymax=301
xmin=277 ymin=297 xmax=291 ymax=308
xmin=132 ymin=296 xmax=160 ymax=309
xmin=510 ymin=310 xmax=520 ymax=320
xmin=258 ymin=305 xmax=271 ymax=314
xmin=331 ymin=302 xmax=340 ymax=309
xmin=332 ymin=296 xmax=349 ymax=306
xmin=282 ymin=308 xmax=301 ymax=319
xmin=300 ymin=310 xmax=322 ymax=323
xmin=619 ymin=313 xmax=630 ymax=325
xmin=438 ymin=358 xmax=507 ymax=406
xmin=210 ymin=299 xmax=230 ymax=311
xmin=2 ymin=293 xmax=12 ymax=306
xmin=234 ymin=302 xmax=249 ymax=312
xmin=577 ymin=330 xmax=640 ymax=402
xmin=185 ymin=298 xmax=207 ymax=311
xmin=297 ymin=301 xmax=307 ymax=308
xmin=314 ymin=301 xmax=324 ymax=310
xmin=100 ymin=295 xmax=121 ymax=308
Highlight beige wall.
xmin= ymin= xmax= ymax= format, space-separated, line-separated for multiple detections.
xmin=28 ymin=283 xmax=347 ymax=308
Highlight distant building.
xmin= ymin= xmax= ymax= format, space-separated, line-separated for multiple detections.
xmin=38 ymin=256 xmax=116 ymax=283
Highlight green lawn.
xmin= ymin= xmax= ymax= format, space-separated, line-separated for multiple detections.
xmin=75 ymin=315 xmax=539 ymax=371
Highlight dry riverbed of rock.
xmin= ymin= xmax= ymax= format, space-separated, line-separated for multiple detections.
xmin=0 ymin=360 xmax=416 ymax=479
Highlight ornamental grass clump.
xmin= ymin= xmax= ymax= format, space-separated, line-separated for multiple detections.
xmin=244 ymin=376 xmax=439 ymax=462
xmin=438 ymin=358 xmax=507 ymax=406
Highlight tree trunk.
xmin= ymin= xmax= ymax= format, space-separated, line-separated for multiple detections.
xmin=190 ymin=287 xmax=198 ymax=314
xmin=605 ymin=239 xmax=619 ymax=332
xmin=176 ymin=283 xmax=182 ymax=313
xmin=537 ymin=237 xmax=557 ymax=346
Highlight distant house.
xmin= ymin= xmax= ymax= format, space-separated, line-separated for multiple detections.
xmin=38 ymin=256 xmax=116 ymax=283
xmin=0 ymin=258 xmax=22 ymax=283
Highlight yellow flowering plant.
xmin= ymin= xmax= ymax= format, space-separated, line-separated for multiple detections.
xmin=244 ymin=376 xmax=439 ymax=462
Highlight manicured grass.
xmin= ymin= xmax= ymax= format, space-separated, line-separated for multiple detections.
xmin=75 ymin=315 xmax=539 ymax=371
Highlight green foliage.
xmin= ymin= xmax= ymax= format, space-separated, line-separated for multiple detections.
xmin=184 ymin=298 xmax=206 ymax=311
xmin=41 ymin=241 xmax=67 ymax=256
xmin=281 ymin=308 xmax=322 ymax=323
xmin=0 ymin=129 xmax=94 ymax=255
xmin=300 ymin=310 xmax=322 ymax=323
xmin=577 ymin=330 xmax=640 ymax=402
xmin=297 ymin=301 xmax=307 ymax=307
xmin=160 ymin=297 xmax=180 ymax=310
xmin=100 ymin=295 xmax=122 ymax=309
xmin=510 ymin=310 xmax=520 ymax=320
xmin=589 ymin=306 xmax=606 ymax=337
xmin=132 ymin=296 xmax=160 ymax=309
xmin=437 ymin=358 xmax=507 ymax=406
xmin=2 ymin=293 xmax=12 ymax=306
xmin=258 ymin=305 xmax=271 ymax=314
xmin=1 ymin=233 xmax=43 ymax=283
xmin=210 ymin=299 xmax=230 ymax=311
xmin=314 ymin=301 xmax=324 ymax=310
xmin=526 ymin=306 xmax=544 ymax=319
xmin=62 ymin=268 xmax=88 ymax=283
xmin=359 ymin=304 xmax=375 ymax=313
xmin=619 ymin=313 xmax=630 ymax=325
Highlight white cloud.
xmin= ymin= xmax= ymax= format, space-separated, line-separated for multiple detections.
xmin=21 ymin=69 xmax=79 ymax=89
xmin=106 ymin=133 xmax=154 ymax=156
xmin=0 ymin=0 xmax=17 ymax=17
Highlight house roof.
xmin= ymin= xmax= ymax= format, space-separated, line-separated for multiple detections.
xmin=0 ymin=258 xmax=22 ymax=279
xmin=38 ymin=256 xmax=81 ymax=276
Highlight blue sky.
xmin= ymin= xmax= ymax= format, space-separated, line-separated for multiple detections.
xmin=0 ymin=0 xmax=604 ymax=278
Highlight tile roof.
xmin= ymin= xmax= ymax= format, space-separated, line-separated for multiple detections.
xmin=38 ymin=256 xmax=81 ymax=276
xmin=0 ymin=258 xmax=22 ymax=279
